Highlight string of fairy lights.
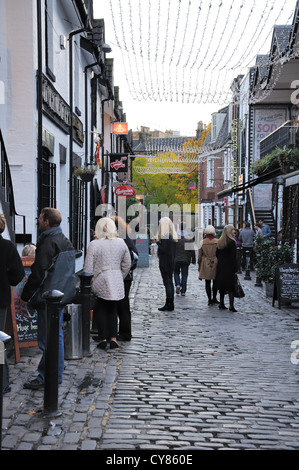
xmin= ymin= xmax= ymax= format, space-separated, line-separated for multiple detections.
xmin=108 ymin=0 xmax=296 ymax=106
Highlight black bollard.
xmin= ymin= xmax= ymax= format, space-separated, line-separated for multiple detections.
xmin=244 ymin=249 xmax=252 ymax=280
xmin=79 ymin=271 xmax=93 ymax=357
xmin=43 ymin=290 xmax=64 ymax=418
xmin=255 ymin=253 xmax=263 ymax=287
xmin=0 ymin=331 xmax=11 ymax=451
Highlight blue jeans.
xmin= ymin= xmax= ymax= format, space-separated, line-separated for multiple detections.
xmin=36 ymin=304 xmax=64 ymax=383
xmin=174 ymin=262 xmax=189 ymax=294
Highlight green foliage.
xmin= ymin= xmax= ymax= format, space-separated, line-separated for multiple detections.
xmin=132 ymin=157 xmax=198 ymax=209
xmin=250 ymin=147 xmax=299 ymax=176
xmin=254 ymin=236 xmax=294 ymax=283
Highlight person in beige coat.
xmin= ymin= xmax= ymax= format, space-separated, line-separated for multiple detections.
xmin=198 ymin=225 xmax=219 ymax=305
xmin=84 ymin=218 xmax=131 ymax=350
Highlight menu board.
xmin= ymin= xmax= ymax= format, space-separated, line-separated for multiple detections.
xmin=273 ymin=264 xmax=299 ymax=309
xmin=136 ymin=234 xmax=149 ymax=267
xmin=10 ymin=258 xmax=38 ymax=361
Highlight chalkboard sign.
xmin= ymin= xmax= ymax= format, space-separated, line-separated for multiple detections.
xmin=273 ymin=263 xmax=299 ymax=309
xmin=136 ymin=234 xmax=149 ymax=267
xmin=10 ymin=258 xmax=38 ymax=362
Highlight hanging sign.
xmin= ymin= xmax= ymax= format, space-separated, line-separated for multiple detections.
xmin=109 ymin=153 xmax=128 ymax=172
xmin=112 ymin=122 xmax=128 ymax=135
xmin=114 ymin=185 xmax=136 ymax=198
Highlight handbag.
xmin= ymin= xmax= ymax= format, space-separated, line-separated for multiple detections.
xmin=234 ymin=275 xmax=245 ymax=298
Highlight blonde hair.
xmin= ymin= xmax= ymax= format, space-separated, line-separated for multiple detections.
xmin=21 ymin=243 xmax=36 ymax=257
xmin=204 ymin=225 xmax=216 ymax=236
xmin=0 ymin=214 xmax=6 ymax=234
xmin=95 ymin=217 xmax=118 ymax=240
xmin=217 ymin=224 xmax=236 ymax=250
xmin=157 ymin=217 xmax=178 ymax=242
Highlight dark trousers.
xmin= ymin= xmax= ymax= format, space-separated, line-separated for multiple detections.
xmin=117 ymin=280 xmax=132 ymax=340
xmin=160 ymin=267 xmax=174 ymax=299
xmin=94 ymin=298 xmax=118 ymax=341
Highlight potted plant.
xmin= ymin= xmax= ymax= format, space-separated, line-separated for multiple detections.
xmin=74 ymin=165 xmax=97 ymax=182
xmin=250 ymin=147 xmax=299 ymax=176
xmin=254 ymin=236 xmax=294 ymax=297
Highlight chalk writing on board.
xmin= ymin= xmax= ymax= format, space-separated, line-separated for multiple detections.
xmin=273 ymin=264 xmax=299 ymax=309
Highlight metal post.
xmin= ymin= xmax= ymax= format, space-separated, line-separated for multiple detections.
xmin=244 ymin=249 xmax=251 ymax=280
xmin=79 ymin=271 xmax=93 ymax=357
xmin=43 ymin=290 xmax=64 ymax=418
xmin=255 ymin=253 xmax=263 ymax=287
xmin=0 ymin=332 xmax=11 ymax=451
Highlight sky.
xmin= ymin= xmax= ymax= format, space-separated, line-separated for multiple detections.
xmin=93 ymin=0 xmax=296 ymax=136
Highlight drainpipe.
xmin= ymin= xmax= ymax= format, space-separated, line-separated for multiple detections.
xmin=69 ymin=27 xmax=87 ymax=241
xmin=36 ymin=0 xmax=43 ymax=217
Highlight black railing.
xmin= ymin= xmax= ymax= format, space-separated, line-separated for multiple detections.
xmin=0 ymin=130 xmax=26 ymax=244
xmin=260 ymin=120 xmax=299 ymax=158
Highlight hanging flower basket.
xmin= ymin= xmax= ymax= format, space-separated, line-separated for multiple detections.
xmin=74 ymin=165 xmax=97 ymax=182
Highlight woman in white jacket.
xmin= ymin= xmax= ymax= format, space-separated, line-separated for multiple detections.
xmin=84 ymin=218 xmax=131 ymax=350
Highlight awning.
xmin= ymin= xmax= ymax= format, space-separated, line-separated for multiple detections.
xmin=217 ymin=168 xmax=284 ymax=199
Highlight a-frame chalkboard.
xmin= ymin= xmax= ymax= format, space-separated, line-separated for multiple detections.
xmin=273 ymin=263 xmax=299 ymax=309
xmin=9 ymin=257 xmax=38 ymax=362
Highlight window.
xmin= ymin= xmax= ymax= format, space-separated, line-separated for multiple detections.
xmin=207 ymin=158 xmax=214 ymax=187
xmin=45 ymin=0 xmax=56 ymax=81
xmin=41 ymin=159 xmax=56 ymax=208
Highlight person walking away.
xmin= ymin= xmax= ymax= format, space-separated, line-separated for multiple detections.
xmin=111 ymin=216 xmax=139 ymax=341
xmin=0 ymin=214 xmax=25 ymax=393
xmin=239 ymin=222 xmax=255 ymax=270
xmin=198 ymin=225 xmax=219 ymax=305
xmin=258 ymin=218 xmax=271 ymax=238
xmin=157 ymin=217 xmax=178 ymax=311
xmin=174 ymin=222 xmax=196 ymax=296
xmin=21 ymin=208 xmax=75 ymax=389
xmin=215 ymin=224 xmax=238 ymax=312
xmin=84 ymin=218 xmax=131 ymax=350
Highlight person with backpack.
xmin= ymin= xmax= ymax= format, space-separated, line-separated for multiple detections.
xmin=21 ymin=208 xmax=75 ymax=390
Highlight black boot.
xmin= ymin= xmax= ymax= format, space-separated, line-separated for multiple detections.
xmin=229 ymin=292 xmax=237 ymax=312
xmin=158 ymin=299 xmax=168 ymax=311
xmin=158 ymin=298 xmax=174 ymax=311
xmin=165 ymin=298 xmax=174 ymax=311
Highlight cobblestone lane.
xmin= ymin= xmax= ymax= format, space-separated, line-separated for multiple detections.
xmin=2 ymin=254 xmax=299 ymax=451
xmin=98 ymin=257 xmax=299 ymax=451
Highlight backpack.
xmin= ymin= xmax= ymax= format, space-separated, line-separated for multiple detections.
xmin=28 ymin=250 xmax=76 ymax=308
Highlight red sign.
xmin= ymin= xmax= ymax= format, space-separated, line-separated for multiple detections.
xmin=112 ymin=122 xmax=128 ymax=135
xmin=114 ymin=185 xmax=136 ymax=198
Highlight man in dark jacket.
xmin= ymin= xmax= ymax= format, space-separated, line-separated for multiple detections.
xmin=21 ymin=208 xmax=74 ymax=389
xmin=0 ymin=214 xmax=25 ymax=393
xmin=174 ymin=223 xmax=196 ymax=296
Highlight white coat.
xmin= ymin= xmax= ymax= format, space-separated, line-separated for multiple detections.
xmin=84 ymin=237 xmax=131 ymax=301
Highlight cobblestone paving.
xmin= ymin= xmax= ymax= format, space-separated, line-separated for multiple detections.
xmin=2 ymin=254 xmax=299 ymax=451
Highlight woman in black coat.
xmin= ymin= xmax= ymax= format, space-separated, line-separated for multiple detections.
xmin=215 ymin=224 xmax=238 ymax=312
xmin=0 ymin=214 xmax=25 ymax=393
xmin=157 ymin=217 xmax=178 ymax=311
xmin=111 ymin=216 xmax=139 ymax=341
